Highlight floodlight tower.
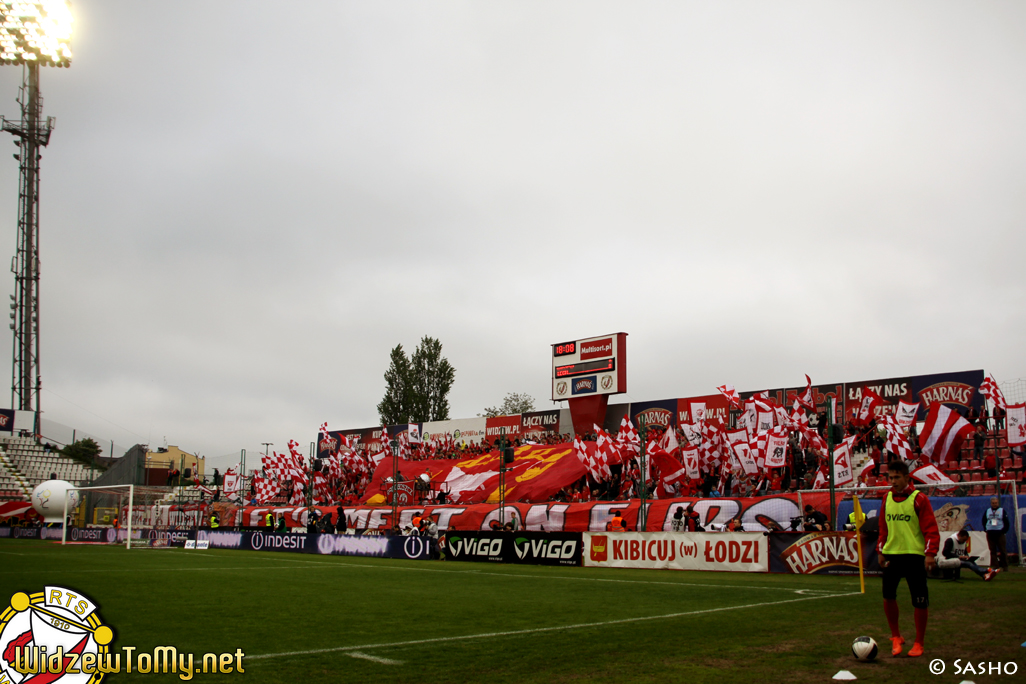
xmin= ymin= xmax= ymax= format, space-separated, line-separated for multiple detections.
xmin=0 ymin=1 xmax=72 ymax=434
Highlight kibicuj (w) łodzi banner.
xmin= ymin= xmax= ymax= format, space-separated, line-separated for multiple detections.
xmin=582 ymin=532 xmax=768 ymax=572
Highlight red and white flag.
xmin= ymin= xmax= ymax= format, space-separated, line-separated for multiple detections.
xmin=911 ymin=464 xmax=957 ymax=491
xmin=832 ymin=442 xmax=854 ymax=486
xmin=895 ymin=400 xmax=920 ymax=428
xmin=920 ymin=403 xmax=974 ymax=465
xmin=679 ymin=422 xmax=702 ymax=447
xmin=726 ymin=429 xmax=748 ymax=446
xmin=812 ymin=466 xmax=828 ymax=490
xmin=289 ymin=481 xmax=305 ymax=506
xmin=615 ymin=417 xmax=640 ymax=451
xmin=879 ymin=415 xmax=915 ymax=461
xmin=681 ymin=446 xmax=701 ymax=480
xmin=717 ymin=384 xmax=741 ymax=409
xmin=764 ymin=427 xmax=788 ymax=468
xmin=312 ymin=471 xmax=330 ymax=504
xmin=856 ymin=388 xmax=882 ymax=426
xmin=223 ymin=466 xmax=241 ymax=500
xmin=253 ymin=475 xmax=280 ymax=504
xmin=657 ymin=424 xmax=680 ymax=457
xmin=980 ymin=374 xmax=1007 ymax=410
xmin=743 ymin=400 xmax=758 ymax=436
xmin=796 ymin=374 xmax=816 ymax=411
xmin=732 ymin=442 xmax=759 ymax=476
xmin=858 ymin=456 xmax=876 ymax=481
xmin=1006 ymin=403 xmax=1026 ymax=447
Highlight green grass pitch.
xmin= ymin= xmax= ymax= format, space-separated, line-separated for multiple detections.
xmin=1 ymin=539 xmax=1021 ymax=683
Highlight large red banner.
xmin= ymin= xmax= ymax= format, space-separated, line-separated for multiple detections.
xmin=361 ymin=443 xmax=587 ymax=506
xmin=241 ymin=493 xmax=830 ymax=532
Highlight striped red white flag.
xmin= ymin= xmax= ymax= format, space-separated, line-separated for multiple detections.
xmin=920 ymin=403 xmax=974 ymax=464
xmin=716 ymin=384 xmax=741 ymax=409
xmin=980 ymin=374 xmax=1007 ymax=410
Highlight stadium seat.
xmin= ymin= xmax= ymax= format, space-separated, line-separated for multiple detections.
xmin=1002 ymin=458 xmax=1013 ymax=470
xmin=971 ymin=472 xmax=982 ymax=482
xmin=1014 ymin=456 xmax=1023 ymax=469
xmin=983 ymin=485 xmax=996 ymax=496
xmin=969 ymin=460 xmax=981 ymax=469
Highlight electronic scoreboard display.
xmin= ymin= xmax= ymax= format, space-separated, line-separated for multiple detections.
xmin=551 ymin=333 xmax=627 ymax=401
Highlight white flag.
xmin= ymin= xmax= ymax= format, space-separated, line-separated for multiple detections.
xmin=733 ymin=442 xmax=759 ymax=476
xmin=911 ymin=464 xmax=957 ymax=491
xmin=832 ymin=442 xmax=854 ymax=486
xmin=765 ymin=430 xmax=788 ymax=468
xmin=1007 ymin=403 xmax=1026 ymax=447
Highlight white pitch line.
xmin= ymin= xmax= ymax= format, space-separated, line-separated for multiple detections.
xmin=248 ymin=591 xmax=862 ymax=662
xmin=207 ymin=554 xmax=850 ymax=594
xmin=0 ymin=550 xmax=850 ymax=594
xmin=347 ymin=651 xmax=403 ymax=665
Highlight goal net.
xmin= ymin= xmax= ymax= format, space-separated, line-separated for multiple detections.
xmin=61 ymin=484 xmax=177 ymax=549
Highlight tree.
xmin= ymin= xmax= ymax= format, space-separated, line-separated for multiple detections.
xmin=377 ymin=337 xmax=456 ymax=424
xmin=480 ymin=392 xmax=536 ymax=418
xmin=60 ymin=438 xmax=103 ymax=466
xmin=377 ymin=344 xmax=413 ymax=425
xmin=409 ymin=336 xmax=455 ymax=422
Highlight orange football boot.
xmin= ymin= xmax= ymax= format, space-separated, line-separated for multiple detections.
xmin=890 ymin=637 xmax=905 ymax=656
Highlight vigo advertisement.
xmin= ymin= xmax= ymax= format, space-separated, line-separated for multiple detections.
xmin=442 ymin=531 xmax=582 ymax=566
xmin=583 ymin=532 xmax=768 ymax=572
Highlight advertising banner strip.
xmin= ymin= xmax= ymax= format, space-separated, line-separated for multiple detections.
xmin=245 ymin=492 xmax=831 ymax=534
xmin=767 ymin=531 xmax=881 ymax=576
xmin=442 ymin=531 xmax=583 ymax=566
xmin=190 ymin=530 xmax=436 ymax=560
xmin=583 ymin=532 xmax=768 ymax=573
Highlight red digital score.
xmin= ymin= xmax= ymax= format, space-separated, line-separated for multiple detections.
xmin=554 ymin=358 xmax=615 ymax=378
xmin=553 ymin=341 xmax=576 ymax=357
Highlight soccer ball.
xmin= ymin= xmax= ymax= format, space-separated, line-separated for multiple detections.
xmin=851 ymin=636 xmax=878 ymax=661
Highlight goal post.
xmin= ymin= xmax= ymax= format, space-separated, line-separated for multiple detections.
xmin=61 ymin=484 xmax=173 ymax=549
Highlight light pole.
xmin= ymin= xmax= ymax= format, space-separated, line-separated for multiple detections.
xmin=497 ymin=428 xmax=509 ymax=527
xmin=637 ymin=416 xmax=648 ymax=532
xmin=0 ymin=2 xmax=73 ymax=435
xmin=389 ymin=436 xmax=399 ymax=532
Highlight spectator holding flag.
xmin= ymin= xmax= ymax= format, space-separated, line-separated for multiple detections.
xmin=877 ymin=460 xmax=939 ymax=658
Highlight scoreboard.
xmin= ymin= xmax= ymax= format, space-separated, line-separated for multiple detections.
xmin=551 ymin=333 xmax=627 ymax=401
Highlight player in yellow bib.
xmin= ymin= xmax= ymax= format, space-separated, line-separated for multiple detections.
xmin=876 ymin=460 xmax=940 ymax=658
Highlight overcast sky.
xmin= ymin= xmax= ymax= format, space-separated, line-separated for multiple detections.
xmin=0 ymin=1 xmax=1023 ymax=469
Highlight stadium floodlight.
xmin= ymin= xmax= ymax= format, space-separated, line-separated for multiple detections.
xmin=0 ymin=1 xmax=73 ymax=67
xmin=0 ymin=1 xmax=72 ymax=429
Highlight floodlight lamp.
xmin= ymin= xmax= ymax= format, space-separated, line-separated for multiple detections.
xmin=0 ymin=1 xmax=72 ymax=67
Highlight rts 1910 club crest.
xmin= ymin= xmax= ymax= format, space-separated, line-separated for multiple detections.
xmin=0 ymin=586 xmax=113 ymax=683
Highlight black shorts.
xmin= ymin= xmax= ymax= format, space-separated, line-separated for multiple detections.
xmin=882 ymin=553 xmax=929 ymax=608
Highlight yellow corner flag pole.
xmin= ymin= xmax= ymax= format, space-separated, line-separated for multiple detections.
xmin=853 ymin=495 xmax=867 ymax=594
